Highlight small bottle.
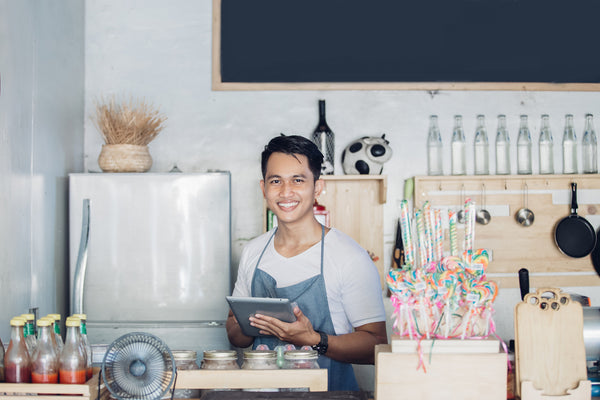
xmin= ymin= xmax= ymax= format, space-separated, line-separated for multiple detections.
xmin=563 ymin=114 xmax=578 ymax=174
xmin=539 ymin=114 xmax=554 ymax=174
xmin=582 ymin=114 xmax=598 ymax=174
xmin=427 ymin=115 xmax=443 ymax=176
xmin=39 ymin=317 xmax=61 ymax=360
xmin=451 ymin=115 xmax=466 ymax=175
xmin=4 ymin=317 xmax=31 ymax=383
xmin=72 ymin=314 xmax=93 ymax=380
xmin=31 ymin=318 xmax=59 ymax=383
xmin=517 ymin=115 xmax=532 ymax=174
xmin=311 ymin=100 xmax=335 ymax=175
xmin=495 ymin=114 xmax=511 ymax=175
xmin=21 ymin=313 xmax=37 ymax=356
xmin=474 ymin=115 xmax=489 ymax=175
xmin=46 ymin=314 xmax=64 ymax=353
xmin=59 ymin=317 xmax=87 ymax=384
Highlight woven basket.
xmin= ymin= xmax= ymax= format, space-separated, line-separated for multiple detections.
xmin=98 ymin=144 xmax=152 ymax=172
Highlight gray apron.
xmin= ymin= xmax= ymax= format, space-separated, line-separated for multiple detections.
xmin=251 ymin=226 xmax=359 ymax=391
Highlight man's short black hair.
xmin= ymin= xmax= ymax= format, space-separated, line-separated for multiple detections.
xmin=261 ymin=134 xmax=324 ymax=181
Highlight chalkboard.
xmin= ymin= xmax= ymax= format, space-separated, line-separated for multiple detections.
xmin=213 ymin=0 xmax=600 ymax=90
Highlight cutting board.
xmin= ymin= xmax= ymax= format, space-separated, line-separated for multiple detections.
xmin=515 ymin=287 xmax=587 ymax=398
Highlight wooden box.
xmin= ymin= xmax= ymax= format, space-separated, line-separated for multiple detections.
xmin=0 ymin=371 xmax=106 ymax=400
xmin=175 ymin=369 xmax=328 ymax=392
xmin=375 ymin=344 xmax=507 ymax=400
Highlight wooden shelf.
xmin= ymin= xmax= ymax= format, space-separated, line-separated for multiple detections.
xmin=413 ymin=174 xmax=600 ymax=288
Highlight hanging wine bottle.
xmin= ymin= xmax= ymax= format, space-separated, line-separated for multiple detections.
xmin=311 ymin=100 xmax=335 ymax=175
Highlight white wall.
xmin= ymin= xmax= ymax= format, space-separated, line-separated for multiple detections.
xmin=84 ymin=0 xmax=600 ymax=388
xmin=0 ymin=0 xmax=84 ymax=340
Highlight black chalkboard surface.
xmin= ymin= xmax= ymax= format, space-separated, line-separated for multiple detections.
xmin=214 ymin=0 xmax=600 ymax=90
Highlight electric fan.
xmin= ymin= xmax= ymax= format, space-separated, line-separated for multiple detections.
xmin=99 ymin=332 xmax=177 ymax=400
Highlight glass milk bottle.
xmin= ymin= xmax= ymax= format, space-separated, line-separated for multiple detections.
xmin=582 ymin=114 xmax=598 ymax=173
xmin=562 ymin=114 xmax=578 ymax=174
xmin=474 ymin=115 xmax=489 ymax=175
xmin=495 ymin=114 xmax=510 ymax=175
xmin=539 ymin=114 xmax=554 ymax=174
xmin=451 ymin=115 xmax=466 ymax=175
xmin=517 ymin=115 xmax=532 ymax=174
xmin=427 ymin=115 xmax=443 ymax=175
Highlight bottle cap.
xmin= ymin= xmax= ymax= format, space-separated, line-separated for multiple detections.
xmin=65 ymin=317 xmax=81 ymax=327
xmin=10 ymin=318 xmax=25 ymax=326
xmin=72 ymin=313 xmax=87 ymax=321
xmin=21 ymin=313 xmax=35 ymax=321
xmin=47 ymin=313 xmax=61 ymax=321
xmin=37 ymin=319 xmax=51 ymax=327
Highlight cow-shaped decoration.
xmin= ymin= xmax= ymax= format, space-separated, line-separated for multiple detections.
xmin=341 ymin=134 xmax=392 ymax=175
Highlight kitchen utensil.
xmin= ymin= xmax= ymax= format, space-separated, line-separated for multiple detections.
xmin=554 ymin=182 xmax=597 ymax=258
xmin=476 ymin=183 xmax=491 ymax=225
xmin=515 ymin=183 xmax=534 ymax=227
xmin=518 ymin=268 xmax=529 ymax=300
xmin=515 ymin=287 xmax=587 ymax=397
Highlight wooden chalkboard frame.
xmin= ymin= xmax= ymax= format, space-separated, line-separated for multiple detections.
xmin=212 ymin=0 xmax=600 ymax=91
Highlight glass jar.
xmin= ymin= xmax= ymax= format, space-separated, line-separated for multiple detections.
xmin=200 ymin=350 xmax=239 ymax=370
xmin=171 ymin=350 xmax=200 ymax=399
xmin=242 ymin=350 xmax=279 ymax=392
xmin=283 ymin=349 xmax=319 ymax=369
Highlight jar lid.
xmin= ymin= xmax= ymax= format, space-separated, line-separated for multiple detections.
xmin=243 ymin=350 xmax=277 ymax=360
xmin=172 ymin=350 xmax=197 ymax=361
xmin=203 ymin=350 xmax=238 ymax=361
xmin=284 ymin=349 xmax=318 ymax=360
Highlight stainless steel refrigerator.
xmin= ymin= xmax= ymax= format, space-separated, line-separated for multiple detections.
xmin=69 ymin=172 xmax=231 ymax=362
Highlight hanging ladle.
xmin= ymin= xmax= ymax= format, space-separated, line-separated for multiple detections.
xmin=516 ymin=182 xmax=534 ymax=227
xmin=476 ymin=183 xmax=492 ymax=225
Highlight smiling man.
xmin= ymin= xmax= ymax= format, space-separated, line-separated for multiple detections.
xmin=226 ymin=134 xmax=387 ymax=391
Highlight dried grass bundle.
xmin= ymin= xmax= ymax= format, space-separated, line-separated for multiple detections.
xmin=93 ymin=97 xmax=167 ymax=146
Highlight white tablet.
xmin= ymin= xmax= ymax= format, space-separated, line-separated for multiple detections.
xmin=226 ymin=296 xmax=297 ymax=337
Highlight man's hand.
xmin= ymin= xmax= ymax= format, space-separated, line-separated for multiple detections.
xmin=249 ymin=306 xmax=321 ymax=347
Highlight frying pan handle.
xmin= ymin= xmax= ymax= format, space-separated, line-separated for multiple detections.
xmin=518 ymin=268 xmax=530 ymax=301
xmin=570 ymin=182 xmax=578 ymax=214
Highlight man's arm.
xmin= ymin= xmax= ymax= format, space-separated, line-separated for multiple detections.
xmin=226 ymin=310 xmax=254 ymax=349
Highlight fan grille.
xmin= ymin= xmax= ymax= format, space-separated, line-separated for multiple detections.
xmin=102 ymin=332 xmax=176 ymax=400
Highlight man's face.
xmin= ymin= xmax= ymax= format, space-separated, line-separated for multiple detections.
xmin=261 ymin=152 xmax=322 ymax=227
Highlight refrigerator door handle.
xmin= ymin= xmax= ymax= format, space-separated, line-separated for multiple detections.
xmin=72 ymin=198 xmax=90 ymax=315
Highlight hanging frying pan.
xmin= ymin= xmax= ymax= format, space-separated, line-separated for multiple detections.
xmin=554 ymin=182 xmax=597 ymax=258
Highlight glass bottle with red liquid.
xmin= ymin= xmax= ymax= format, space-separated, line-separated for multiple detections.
xmin=47 ymin=313 xmax=64 ymax=353
xmin=21 ymin=313 xmax=37 ymax=356
xmin=4 ymin=317 xmax=31 ymax=383
xmin=31 ymin=318 xmax=59 ymax=383
xmin=59 ymin=317 xmax=87 ymax=384
xmin=72 ymin=314 xmax=93 ymax=380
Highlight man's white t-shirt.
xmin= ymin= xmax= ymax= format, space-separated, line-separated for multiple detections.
xmin=232 ymin=228 xmax=386 ymax=335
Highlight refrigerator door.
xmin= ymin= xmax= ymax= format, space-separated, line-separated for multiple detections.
xmin=69 ymin=172 xmax=231 ymax=353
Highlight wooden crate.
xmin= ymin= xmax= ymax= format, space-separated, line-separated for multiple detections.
xmin=375 ymin=344 xmax=507 ymax=400
xmin=174 ymin=369 xmax=327 ymax=392
xmin=0 ymin=371 xmax=107 ymax=400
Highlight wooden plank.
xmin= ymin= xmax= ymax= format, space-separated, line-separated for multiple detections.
xmin=175 ymin=369 xmax=327 ymax=391
xmin=413 ymin=175 xmax=600 ymax=288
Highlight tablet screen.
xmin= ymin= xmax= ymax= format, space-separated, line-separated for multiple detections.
xmin=226 ymin=296 xmax=297 ymax=337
